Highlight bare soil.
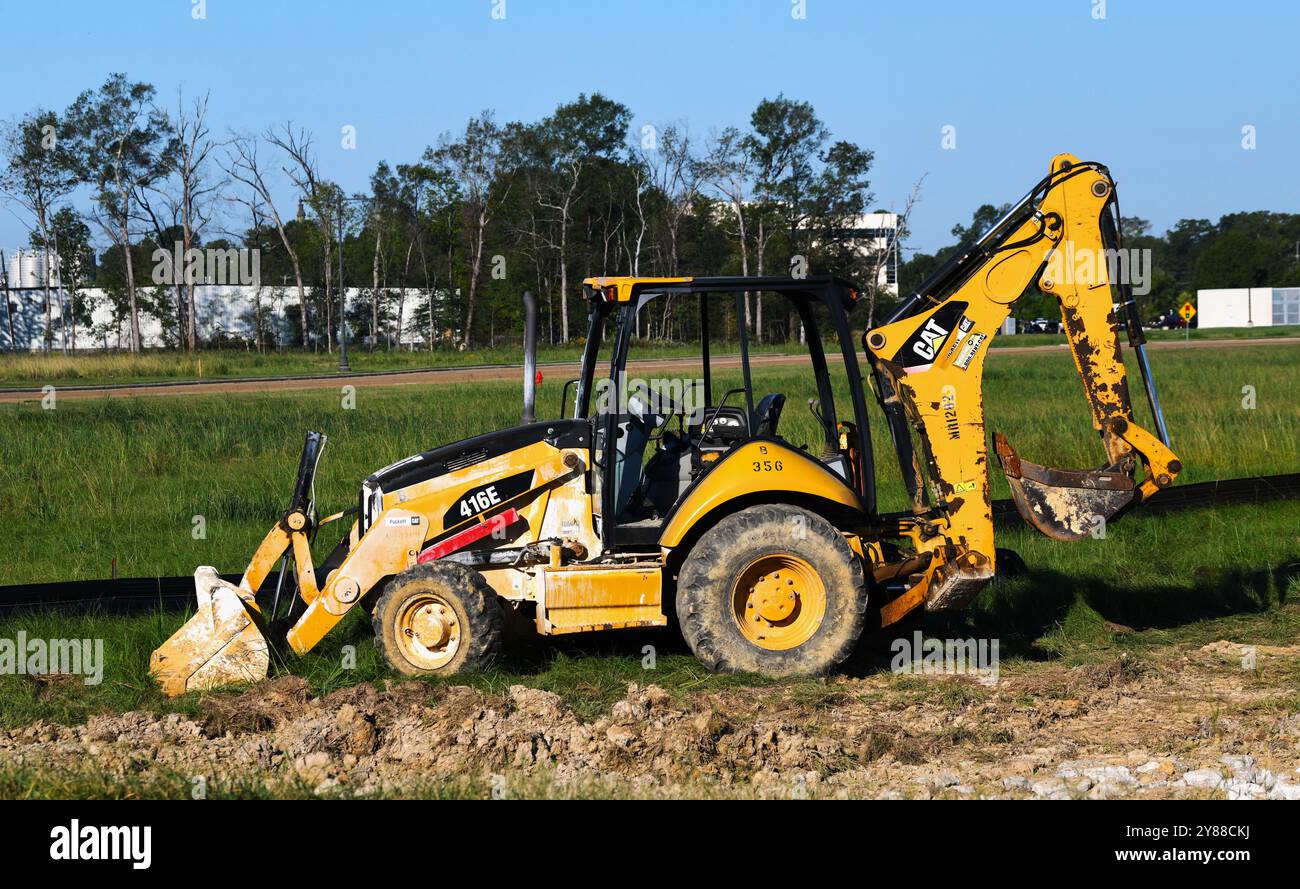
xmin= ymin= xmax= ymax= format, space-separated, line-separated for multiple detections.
xmin=3 ymin=638 xmax=1298 ymax=798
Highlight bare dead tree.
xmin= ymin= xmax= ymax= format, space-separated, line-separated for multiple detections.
xmin=267 ymin=123 xmax=341 ymax=351
xmin=644 ymin=122 xmax=700 ymax=277
xmin=246 ymin=194 xmax=268 ymax=352
xmin=642 ymin=123 xmax=700 ymax=340
xmin=626 ymin=159 xmax=650 ymax=277
xmin=703 ymin=126 xmax=754 ymax=329
xmin=132 ymin=188 xmax=186 ymax=343
xmin=598 ymin=178 xmax=624 ymax=277
xmin=511 ymin=199 xmax=556 ymax=344
xmin=533 ymin=146 xmax=585 ymax=343
xmin=219 ymin=172 xmax=274 ymax=352
xmin=429 ymin=111 xmax=513 ymax=349
xmin=224 ymin=132 xmax=309 ymax=347
xmin=864 ymin=175 xmax=926 ymax=327
xmin=171 ymin=91 xmax=220 ymax=350
xmin=136 ymin=92 xmax=223 ymax=351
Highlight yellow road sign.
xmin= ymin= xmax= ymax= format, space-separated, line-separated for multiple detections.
xmin=1179 ymin=302 xmax=1196 ymax=322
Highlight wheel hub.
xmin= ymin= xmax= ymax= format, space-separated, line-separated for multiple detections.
xmin=398 ymin=595 xmax=460 ymax=668
xmin=411 ymin=603 xmax=452 ymax=648
xmin=733 ymin=554 xmax=827 ymax=651
xmin=751 ymin=571 xmax=798 ymax=622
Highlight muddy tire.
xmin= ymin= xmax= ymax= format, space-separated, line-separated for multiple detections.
xmin=676 ymin=505 xmax=867 ymax=676
xmin=373 ymin=562 xmax=504 ymax=677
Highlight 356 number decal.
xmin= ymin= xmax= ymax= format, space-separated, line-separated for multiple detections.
xmin=752 ymin=445 xmax=783 ymax=473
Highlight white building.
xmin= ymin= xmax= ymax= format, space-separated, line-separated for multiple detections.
xmin=5 ymin=248 xmax=60 ymax=289
xmin=1196 ymin=287 xmax=1300 ymax=328
xmin=0 ymin=283 xmax=449 ymax=351
xmin=844 ymin=211 xmax=899 ymax=296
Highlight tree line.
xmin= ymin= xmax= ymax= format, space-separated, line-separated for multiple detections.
xmin=3 ymin=73 xmax=1295 ymax=355
xmin=0 ymin=75 xmax=882 ymax=354
xmin=903 ymin=205 xmax=1300 ymax=325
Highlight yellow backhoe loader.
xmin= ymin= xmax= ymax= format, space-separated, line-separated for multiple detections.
xmin=151 ymin=153 xmax=1181 ymax=695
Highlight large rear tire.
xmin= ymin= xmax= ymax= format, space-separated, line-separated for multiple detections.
xmin=373 ymin=562 xmax=503 ymax=677
xmin=676 ymin=505 xmax=867 ymax=676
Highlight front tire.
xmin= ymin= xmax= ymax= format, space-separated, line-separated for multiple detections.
xmin=676 ymin=505 xmax=867 ymax=676
xmin=372 ymin=562 xmax=504 ymax=676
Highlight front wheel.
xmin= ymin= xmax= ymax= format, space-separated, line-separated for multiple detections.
xmin=676 ymin=505 xmax=867 ymax=676
xmin=372 ymin=562 xmax=503 ymax=676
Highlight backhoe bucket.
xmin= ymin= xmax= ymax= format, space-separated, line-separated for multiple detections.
xmin=149 ymin=567 xmax=270 ymax=696
xmin=994 ymin=433 xmax=1135 ymax=541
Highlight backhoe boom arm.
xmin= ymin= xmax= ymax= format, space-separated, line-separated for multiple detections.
xmin=865 ymin=153 xmax=1181 ymax=618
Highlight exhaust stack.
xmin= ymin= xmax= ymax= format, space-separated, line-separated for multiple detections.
xmin=522 ymin=290 xmax=538 ymax=423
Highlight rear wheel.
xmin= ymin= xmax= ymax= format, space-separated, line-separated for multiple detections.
xmin=676 ymin=505 xmax=867 ymax=676
xmin=373 ymin=562 xmax=503 ymax=676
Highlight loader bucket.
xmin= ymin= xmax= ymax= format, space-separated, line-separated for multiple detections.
xmin=993 ymin=432 xmax=1135 ymax=541
xmin=150 ymin=567 xmax=270 ymax=696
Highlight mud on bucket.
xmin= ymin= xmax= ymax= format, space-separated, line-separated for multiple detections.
xmin=150 ymin=567 xmax=271 ymax=696
xmin=993 ymin=432 xmax=1136 ymax=542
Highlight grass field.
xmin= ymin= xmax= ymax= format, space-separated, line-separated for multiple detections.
xmin=1 ymin=323 xmax=1295 ymax=388
xmin=0 ymin=340 xmax=1296 ymax=798
xmin=1 ymin=498 xmax=1295 ymax=729
xmin=0 ymin=340 xmax=803 ymax=387
xmin=1 ymin=343 xmax=1295 ymax=585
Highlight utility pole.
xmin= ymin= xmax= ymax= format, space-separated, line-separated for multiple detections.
xmin=0 ymin=249 xmax=13 ymax=349
xmin=337 ymin=194 xmax=350 ymax=372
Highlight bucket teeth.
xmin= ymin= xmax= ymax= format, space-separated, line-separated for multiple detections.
xmin=994 ymin=432 xmax=1135 ymax=541
xmin=149 ymin=567 xmax=270 ymax=697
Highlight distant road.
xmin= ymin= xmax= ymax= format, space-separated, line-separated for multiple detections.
xmin=1 ymin=335 xmax=1295 ymax=403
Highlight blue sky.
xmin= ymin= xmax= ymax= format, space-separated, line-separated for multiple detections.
xmin=1 ymin=0 xmax=1296 ymax=255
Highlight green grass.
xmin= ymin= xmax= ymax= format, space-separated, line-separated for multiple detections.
xmin=0 ymin=499 xmax=1293 ymax=735
xmin=0 ymin=339 xmax=809 ymax=388
xmin=1 ymin=342 xmax=1294 ymax=585
xmin=0 ymin=600 xmax=784 ymax=729
xmin=0 ymin=761 xmax=791 ymax=799
xmin=0 ymin=338 xmax=1295 ymax=739
xmin=936 ymin=502 xmax=1300 ymax=662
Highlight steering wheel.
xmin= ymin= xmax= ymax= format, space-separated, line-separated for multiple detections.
xmin=627 ymin=382 xmax=685 ymax=440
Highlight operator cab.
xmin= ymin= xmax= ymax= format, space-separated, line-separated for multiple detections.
xmin=567 ymin=276 xmax=875 ymax=551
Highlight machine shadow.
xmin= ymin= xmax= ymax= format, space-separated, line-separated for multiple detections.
xmin=844 ymin=556 xmax=1298 ymax=678
xmin=324 ymin=556 xmax=1298 ymax=681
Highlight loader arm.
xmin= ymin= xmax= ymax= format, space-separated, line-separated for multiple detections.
xmin=866 ymin=153 xmax=1181 ymax=618
xmin=149 ymin=432 xmax=327 ymax=695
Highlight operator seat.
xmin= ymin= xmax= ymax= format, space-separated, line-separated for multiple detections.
xmin=638 ymin=392 xmax=787 ymax=519
xmin=752 ymin=393 xmax=786 ymax=437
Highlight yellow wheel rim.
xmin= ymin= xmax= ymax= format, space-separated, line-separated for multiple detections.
xmin=731 ymin=554 xmax=826 ymax=651
xmin=396 ymin=593 xmax=461 ymax=670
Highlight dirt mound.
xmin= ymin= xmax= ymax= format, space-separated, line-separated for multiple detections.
xmin=3 ymin=648 xmax=1299 ymax=798
xmin=1199 ymin=639 xmax=1300 ymax=660
xmin=200 ymin=675 xmax=313 ymax=734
